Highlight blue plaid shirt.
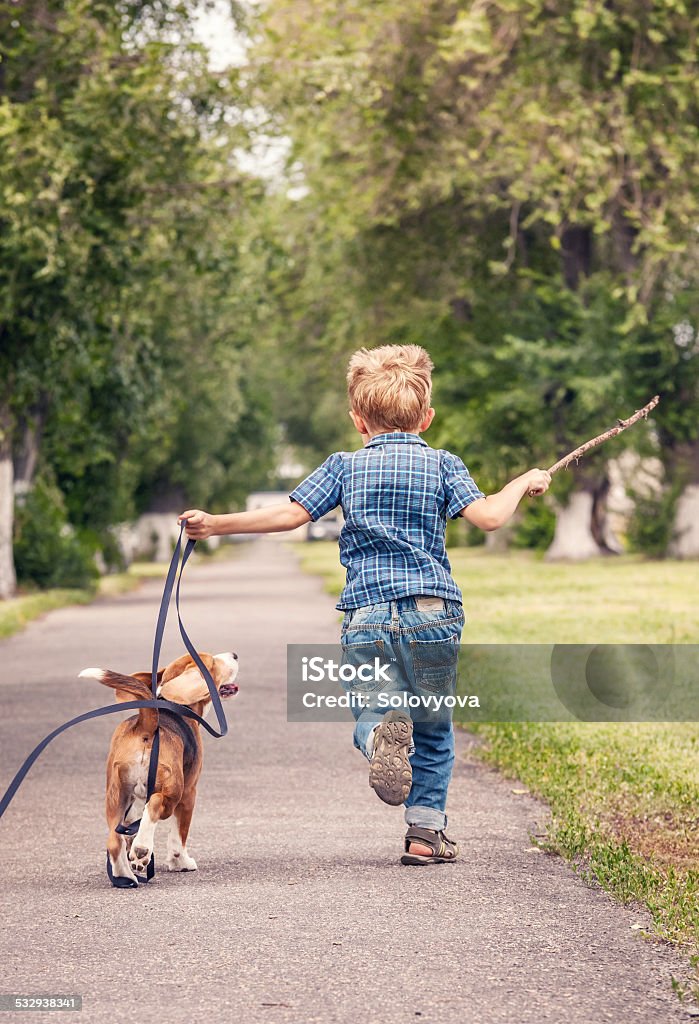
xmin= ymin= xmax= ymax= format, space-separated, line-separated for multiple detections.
xmin=289 ymin=432 xmax=485 ymax=610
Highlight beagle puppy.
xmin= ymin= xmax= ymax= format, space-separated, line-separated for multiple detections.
xmin=79 ymin=652 xmax=238 ymax=887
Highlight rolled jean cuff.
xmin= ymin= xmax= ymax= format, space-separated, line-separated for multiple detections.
xmin=404 ymin=804 xmax=447 ymax=831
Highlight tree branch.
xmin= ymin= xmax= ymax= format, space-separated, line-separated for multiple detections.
xmin=546 ymin=394 xmax=660 ymax=477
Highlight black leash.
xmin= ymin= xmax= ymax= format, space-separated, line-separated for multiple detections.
xmin=0 ymin=523 xmax=229 ymax=887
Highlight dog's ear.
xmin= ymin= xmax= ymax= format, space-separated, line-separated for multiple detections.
xmin=160 ymin=654 xmax=212 ymax=685
xmin=157 ymin=653 xmax=217 ymax=705
xmin=158 ymin=668 xmax=212 ymax=706
xmin=78 ymin=668 xmax=153 ymax=703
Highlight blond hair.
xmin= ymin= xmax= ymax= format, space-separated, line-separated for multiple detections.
xmin=346 ymin=344 xmax=434 ymax=433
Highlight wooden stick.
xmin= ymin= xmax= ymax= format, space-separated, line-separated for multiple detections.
xmin=527 ymin=394 xmax=660 ymax=496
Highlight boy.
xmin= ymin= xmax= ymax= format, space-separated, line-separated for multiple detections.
xmin=179 ymin=344 xmax=550 ymax=865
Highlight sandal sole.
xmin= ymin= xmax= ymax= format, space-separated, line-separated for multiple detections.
xmin=369 ymin=711 xmax=413 ymax=806
xmin=400 ymin=853 xmax=457 ymax=866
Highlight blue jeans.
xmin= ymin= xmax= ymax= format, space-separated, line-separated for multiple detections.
xmin=340 ymin=595 xmax=464 ymax=832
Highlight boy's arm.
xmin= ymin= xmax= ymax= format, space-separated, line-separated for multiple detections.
xmin=460 ymin=468 xmax=551 ymax=532
xmin=178 ymin=501 xmax=312 ymax=540
xmin=180 ymin=451 xmax=342 ymax=541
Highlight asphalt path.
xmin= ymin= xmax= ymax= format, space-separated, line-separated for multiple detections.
xmin=0 ymin=539 xmax=690 ymax=1023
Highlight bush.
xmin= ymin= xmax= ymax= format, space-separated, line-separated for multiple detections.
xmin=625 ymin=482 xmax=684 ymax=558
xmin=445 ymin=518 xmax=486 ymax=548
xmin=84 ymin=526 xmax=127 ymax=574
xmin=511 ymin=501 xmax=556 ymax=550
xmin=14 ymin=477 xmax=100 ymax=591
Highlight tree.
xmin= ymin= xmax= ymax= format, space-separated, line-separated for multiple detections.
xmin=248 ymin=0 xmax=699 ymax=556
xmin=0 ymin=0 xmax=276 ymax=593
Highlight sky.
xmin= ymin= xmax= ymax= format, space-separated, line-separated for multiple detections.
xmin=192 ymin=1 xmax=293 ymax=183
xmin=192 ymin=0 xmax=247 ymax=71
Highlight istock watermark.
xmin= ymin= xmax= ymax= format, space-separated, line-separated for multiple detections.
xmin=301 ymin=654 xmax=393 ymax=685
xmin=287 ymin=644 xmax=699 ymax=724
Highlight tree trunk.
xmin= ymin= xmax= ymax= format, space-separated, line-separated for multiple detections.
xmin=561 ymin=224 xmax=592 ymax=290
xmin=545 ymin=467 xmax=609 ymax=561
xmin=14 ymin=401 xmax=47 ymax=493
xmin=589 ymin=475 xmax=623 ymax=554
xmin=668 ymin=439 xmax=699 ymax=558
xmin=670 ymin=486 xmax=699 ymax=557
xmin=0 ymin=404 xmax=16 ymax=599
xmin=545 ymin=488 xmax=602 ymax=560
xmin=546 ymin=467 xmax=619 ymax=561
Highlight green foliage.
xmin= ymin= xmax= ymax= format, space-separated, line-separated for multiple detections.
xmin=255 ymin=0 xmax=699 ymax=290
xmin=248 ymin=0 xmax=699 ymax=489
xmin=0 ymin=0 xmax=279 ymax=587
xmin=13 ymin=477 xmax=99 ymax=590
xmin=445 ymin=517 xmax=485 ymax=549
xmin=511 ymin=500 xmax=557 ymax=551
xmin=3 ymin=0 xmax=699 ymax=589
xmin=626 ymin=481 xmax=684 ymax=558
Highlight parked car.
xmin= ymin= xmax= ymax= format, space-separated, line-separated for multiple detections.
xmin=306 ymin=509 xmax=343 ymax=542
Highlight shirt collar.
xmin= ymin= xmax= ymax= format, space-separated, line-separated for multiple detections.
xmin=365 ymin=432 xmax=428 ymax=448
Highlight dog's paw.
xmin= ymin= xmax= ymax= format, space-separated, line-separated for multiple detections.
xmin=166 ymin=851 xmax=198 ymax=872
xmin=108 ymin=853 xmax=139 ymax=888
xmin=129 ymin=842 xmax=153 ymax=873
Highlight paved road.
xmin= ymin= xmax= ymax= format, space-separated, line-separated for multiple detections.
xmin=0 ymin=540 xmax=690 ymax=1023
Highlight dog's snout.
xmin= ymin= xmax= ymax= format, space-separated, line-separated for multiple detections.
xmin=215 ymin=651 xmax=239 ymax=673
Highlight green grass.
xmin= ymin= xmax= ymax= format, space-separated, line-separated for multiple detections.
xmin=296 ymin=542 xmax=699 ymax=643
xmin=0 ymin=588 xmax=96 ymax=639
xmin=292 ymin=540 xmax=699 ymax=980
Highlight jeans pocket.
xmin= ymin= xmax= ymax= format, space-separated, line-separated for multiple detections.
xmin=340 ymin=637 xmax=386 ymax=694
xmin=409 ymin=634 xmax=460 ymax=695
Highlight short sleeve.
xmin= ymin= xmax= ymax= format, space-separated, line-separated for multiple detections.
xmin=289 ymin=452 xmax=343 ymax=522
xmin=441 ymin=451 xmax=485 ymax=519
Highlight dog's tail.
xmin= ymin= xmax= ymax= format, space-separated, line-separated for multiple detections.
xmin=79 ymin=668 xmax=160 ymax=732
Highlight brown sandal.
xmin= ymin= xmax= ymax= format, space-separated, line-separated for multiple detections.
xmin=400 ymin=826 xmax=459 ymax=865
xmin=369 ymin=711 xmax=413 ymax=806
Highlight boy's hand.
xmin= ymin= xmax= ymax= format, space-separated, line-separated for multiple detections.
xmin=526 ymin=469 xmax=552 ymax=497
xmin=178 ymin=509 xmax=216 ymax=540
